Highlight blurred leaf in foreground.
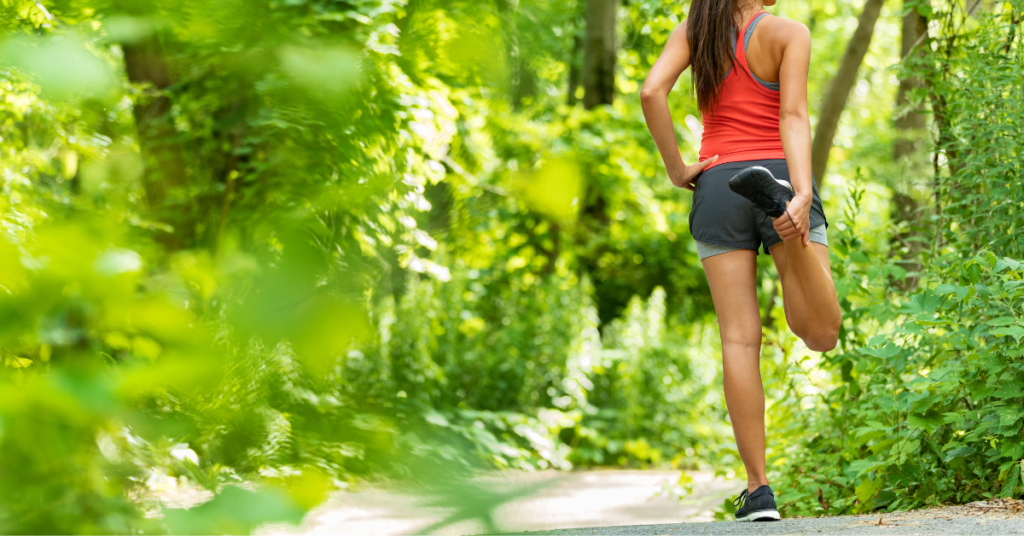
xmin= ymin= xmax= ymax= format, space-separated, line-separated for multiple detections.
xmin=514 ymin=157 xmax=583 ymax=224
xmin=0 ymin=35 xmax=117 ymax=101
xmin=279 ymin=44 xmax=361 ymax=101
xmin=162 ymin=485 xmax=305 ymax=535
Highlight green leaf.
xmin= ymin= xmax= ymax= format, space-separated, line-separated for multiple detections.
xmin=988 ymin=317 xmax=1019 ymax=327
xmin=894 ymin=439 xmax=920 ymax=463
xmin=1001 ymin=464 xmax=1020 ymax=498
xmin=907 ymin=411 xmax=944 ymax=434
xmin=903 ymin=320 xmax=924 ymax=335
xmin=998 ymin=406 xmax=1024 ymax=427
xmin=994 ymin=381 xmax=1024 ymax=399
xmin=943 ymin=446 xmax=976 ymax=462
xmin=714 ymin=496 xmax=737 ymax=521
xmin=856 ymin=477 xmax=881 ymax=507
xmin=0 ymin=36 xmax=117 ymax=101
xmin=855 ymin=427 xmax=887 ymax=440
xmin=1001 ymin=442 xmax=1024 ymax=460
xmin=424 ymin=410 xmax=450 ymax=427
xmin=163 ymin=486 xmax=305 ymax=535
xmin=934 ymin=284 xmax=957 ymax=295
xmin=867 ymin=334 xmax=889 ymax=346
xmin=862 ymin=343 xmax=900 ymax=359
xmin=943 ymin=412 xmax=964 ymax=425
xmin=995 ymin=258 xmax=1020 ymax=273
xmin=991 ymin=326 xmax=1024 ymax=343
xmin=846 ymin=459 xmax=885 ymax=479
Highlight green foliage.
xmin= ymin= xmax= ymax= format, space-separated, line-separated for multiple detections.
xmin=570 ymin=289 xmax=732 ymax=468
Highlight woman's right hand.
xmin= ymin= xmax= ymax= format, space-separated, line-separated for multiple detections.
xmin=670 ymin=154 xmax=719 ymax=191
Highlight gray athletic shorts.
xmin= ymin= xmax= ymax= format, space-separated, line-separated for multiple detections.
xmin=688 ymin=159 xmax=829 ymax=260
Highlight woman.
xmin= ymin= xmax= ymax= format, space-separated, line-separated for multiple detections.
xmin=640 ymin=0 xmax=842 ymax=522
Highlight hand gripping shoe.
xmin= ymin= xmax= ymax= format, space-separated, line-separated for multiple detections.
xmin=733 ymin=485 xmax=781 ymax=522
xmin=726 ymin=165 xmax=795 ymax=219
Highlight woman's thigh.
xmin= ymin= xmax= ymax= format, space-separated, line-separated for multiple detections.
xmin=700 ymin=248 xmax=762 ymax=346
xmin=768 ymin=241 xmax=833 ymax=281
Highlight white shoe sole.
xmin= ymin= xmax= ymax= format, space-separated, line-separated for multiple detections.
xmin=736 ymin=509 xmax=781 ymax=522
xmin=748 ymin=165 xmax=794 ymax=195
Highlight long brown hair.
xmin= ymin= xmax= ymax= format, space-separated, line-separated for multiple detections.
xmin=687 ymin=0 xmax=739 ymax=115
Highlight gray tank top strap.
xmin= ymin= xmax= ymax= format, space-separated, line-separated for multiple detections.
xmin=743 ymin=12 xmax=780 ymax=91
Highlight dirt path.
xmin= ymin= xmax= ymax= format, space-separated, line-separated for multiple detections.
xmin=252 ymin=471 xmax=1024 ymax=536
xmin=257 ymin=469 xmax=739 ymax=535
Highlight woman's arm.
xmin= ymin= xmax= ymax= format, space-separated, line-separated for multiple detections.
xmin=776 ymin=21 xmax=813 ymax=245
xmin=641 ymin=24 xmax=718 ymax=191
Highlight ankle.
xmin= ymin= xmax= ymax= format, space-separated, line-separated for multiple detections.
xmin=747 ymin=479 xmax=769 ymax=494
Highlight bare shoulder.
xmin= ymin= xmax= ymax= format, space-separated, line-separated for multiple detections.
xmin=760 ymin=15 xmax=811 ymax=49
xmin=669 ymin=21 xmax=690 ymax=46
xmin=658 ymin=20 xmax=691 ymax=57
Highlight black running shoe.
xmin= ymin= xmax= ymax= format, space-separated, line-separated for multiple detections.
xmin=726 ymin=166 xmax=794 ymax=219
xmin=733 ymin=485 xmax=781 ymax=522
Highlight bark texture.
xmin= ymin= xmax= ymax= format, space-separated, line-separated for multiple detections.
xmin=889 ymin=2 xmax=930 ymax=291
xmin=810 ymin=0 xmax=885 ymax=183
xmin=894 ymin=6 xmax=929 ymax=160
xmin=582 ymin=0 xmax=617 ymax=109
xmin=123 ymin=36 xmax=186 ymax=208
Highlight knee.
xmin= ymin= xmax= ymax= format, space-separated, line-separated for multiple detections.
xmin=804 ymin=325 xmax=839 ymax=352
xmin=792 ymin=312 xmax=841 ymax=352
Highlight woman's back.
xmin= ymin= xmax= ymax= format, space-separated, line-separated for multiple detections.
xmin=697 ymin=11 xmax=800 ymax=168
xmin=639 ymin=1 xmax=814 ymax=193
xmin=744 ymin=13 xmax=788 ymax=85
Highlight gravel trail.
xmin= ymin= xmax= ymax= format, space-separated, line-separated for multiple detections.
xmin=249 ymin=470 xmax=1024 ymax=536
xmin=524 ymin=499 xmax=1024 ymax=536
xmin=259 ymin=470 xmax=736 ymax=535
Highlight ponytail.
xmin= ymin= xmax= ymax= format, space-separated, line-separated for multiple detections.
xmin=687 ymin=0 xmax=739 ymax=115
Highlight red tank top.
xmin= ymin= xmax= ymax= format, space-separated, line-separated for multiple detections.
xmin=698 ymin=11 xmax=785 ymax=169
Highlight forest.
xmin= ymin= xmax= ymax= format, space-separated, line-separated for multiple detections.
xmin=0 ymin=0 xmax=1021 ymax=533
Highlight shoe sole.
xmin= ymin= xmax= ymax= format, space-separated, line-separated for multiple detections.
xmin=747 ymin=166 xmax=794 ymax=194
xmin=728 ymin=166 xmax=795 ymax=196
xmin=727 ymin=166 xmax=794 ymax=218
xmin=736 ymin=509 xmax=781 ymax=522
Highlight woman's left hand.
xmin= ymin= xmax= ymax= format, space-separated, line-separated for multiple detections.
xmin=773 ymin=194 xmax=812 ymax=246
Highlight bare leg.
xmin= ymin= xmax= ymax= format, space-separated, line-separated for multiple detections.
xmin=701 ymin=249 xmax=769 ymax=495
xmin=768 ymin=239 xmax=841 ymax=351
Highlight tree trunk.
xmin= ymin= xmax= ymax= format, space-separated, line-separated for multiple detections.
xmin=810 ymin=0 xmax=885 ymax=184
xmin=894 ymin=5 xmax=928 ymax=160
xmin=123 ymin=36 xmax=186 ymax=208
xmin=580 ymin=0 xmax=618 ymax=325
xmin=889 ymin=2 xmax=929 ymax=291
xmin=582 ymin=0 xmax=617 ymax=109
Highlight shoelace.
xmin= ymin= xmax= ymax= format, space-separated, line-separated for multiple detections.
xmin=732 ymin=488 xmax=748 ymax=507
xmin=783 ymin=207 xmax=798 ymax=233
